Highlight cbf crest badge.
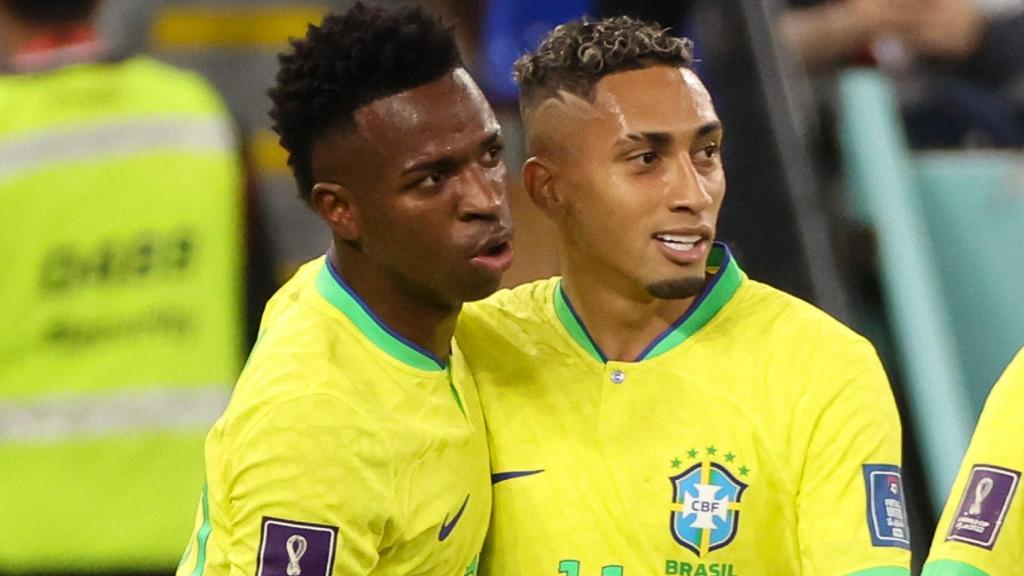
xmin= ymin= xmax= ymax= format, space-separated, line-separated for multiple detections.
xmin=668 ymin=447 xmax=749 ymax=557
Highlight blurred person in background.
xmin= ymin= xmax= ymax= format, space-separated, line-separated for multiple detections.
xmin=0 ymin=0 xmax=247 ymax=572
xmin=175 ymin=4 xmax=510 ymax=575
xmin=781 ymin=0 xmax=1024 ymax=146
xmin=458 ymin=15 xmax=909 ymax=575
xmin=921 ymin=347 xmax=1024 ymax=575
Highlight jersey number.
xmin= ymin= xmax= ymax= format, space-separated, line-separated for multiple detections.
xmin=558 ymin=560 xmax=623 ymax=576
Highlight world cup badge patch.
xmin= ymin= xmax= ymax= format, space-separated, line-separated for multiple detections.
xmin=668 ymin=446 xmax=750 ymax=557
xmin=946 ymin=464 xmax=1020 ymax=549
xmin=863 ymin=464 xmax=911 ymax=549
xmin=256 ymin=517 xmax=338 ymax=576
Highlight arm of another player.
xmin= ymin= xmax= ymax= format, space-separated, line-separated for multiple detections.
xmin=796 ymin=339 xmax=911 ymax=575
xmin=922 ymin=347 xmax=1024 ymax=576
xmin=188 ymin=393 xmax=397 ymax=576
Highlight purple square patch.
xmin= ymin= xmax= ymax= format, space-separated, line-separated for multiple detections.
xmin=945 ymin=464 xmax=1020 ymax=549
xmin=256 ymin=517 xmax=338 ymax=576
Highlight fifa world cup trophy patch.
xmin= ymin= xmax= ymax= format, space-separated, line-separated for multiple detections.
xmin=863 ymin=464 xmax=910 ymax=549
xmin=945 ymin=464 xmax=1020 ymax=549
xmin=256 ymin=517 xmax=338 ymax=576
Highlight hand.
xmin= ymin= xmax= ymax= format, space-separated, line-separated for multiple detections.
xmin=900 ymin=0 xmax=987 ymax=60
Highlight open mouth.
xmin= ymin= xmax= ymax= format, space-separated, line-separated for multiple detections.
xmin=470 ymin=234 xmax=514 ymax=273
xmin=653 ymin=233 xmax=703 ymax=252
xmin=480 ymin=241 xmax=511 ymax=258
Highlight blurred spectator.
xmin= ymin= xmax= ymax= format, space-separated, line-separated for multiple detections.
xmin=781 ymin=0 xmax=1024 ymax=147
xmin=0 ymin=0 xmax=247 ymax=572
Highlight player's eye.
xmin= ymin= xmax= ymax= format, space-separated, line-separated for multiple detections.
xmin=413 ymin=172 xmax=446 ymax=189
xmin=628 ymin=151 xmax=660 ymax=167
xmin=696 ymin=142 xmax=720 ymax=161
xmin=482 ymin=144 xmax=505 ymax=167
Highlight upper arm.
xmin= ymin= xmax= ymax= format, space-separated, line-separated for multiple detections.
xmin=224 ymin=394 xmax=396 ymax=576
xmin=924 ymin=349 xmax=1024 ymax=574
xmin=796 ymin=340 xmax=911 ymax=575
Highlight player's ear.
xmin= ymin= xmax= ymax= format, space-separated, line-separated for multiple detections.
xmin=523 ymin=157 xmax=562 ymax=218
xmin=311 ymin=182 xmax=360 ymax=241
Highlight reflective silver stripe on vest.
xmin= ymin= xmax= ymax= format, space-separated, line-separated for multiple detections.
xmin=0 ymin=385 xmax=230 ymax=443
xmin=0 ymin=115 xmax=235 ymax=181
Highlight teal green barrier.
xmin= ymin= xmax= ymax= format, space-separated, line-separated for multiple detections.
xmin=914 ymin=152 xmax=1024 ymax=409
xmin=837 ymin=69 xmax=974 ymax=513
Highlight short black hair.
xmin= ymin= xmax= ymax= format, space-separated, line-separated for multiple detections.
xmin=269 ymin=2 xmax=463 ymax=203
xmin=2 ymin=0 xmax=99 ymax=24
xmin=514 ymin=15 xmax=694 ymax=112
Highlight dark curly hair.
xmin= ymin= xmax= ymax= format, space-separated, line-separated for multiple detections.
xmin=514 ymin=15 xmax=694 ymax=112
xmin=2 ymin=0 xmax=99 ymax=23
xmin=269 ymin=2 xmax=462 ymax=203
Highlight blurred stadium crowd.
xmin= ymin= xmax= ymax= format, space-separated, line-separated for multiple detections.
xmin=1 ymin=0 xmax=1022 ymax=574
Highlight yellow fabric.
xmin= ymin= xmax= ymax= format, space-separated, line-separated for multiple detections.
xmin=923 ymin=348 xmax=1024 ymax=576
xmin=0 ymin=55 xmax=243 ymax=571
xmin=458 ymin=275 xmax=910 ymax=576
xmin=178 ymin=259 xmax=489 ymax=576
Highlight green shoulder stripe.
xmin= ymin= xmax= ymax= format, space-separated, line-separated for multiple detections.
xmin=189 ymin=483 xmax=212 ymax=576
xmin=921 ymin=560 xmax=990 ymax=576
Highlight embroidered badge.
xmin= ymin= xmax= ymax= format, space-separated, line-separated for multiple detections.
xmin=945 ymin=464 xmax=1020 ymax=549
xmin=668 ymin=446 xmax=750 ymax=557
xmin=256 ymin=517 xmax=338 ymax=576
xmin=863 ymin=464 xmax=910 ymax=549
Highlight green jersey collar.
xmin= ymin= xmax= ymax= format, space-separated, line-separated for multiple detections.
xmin=315 ymin=258 xmax=446 ymax=371
xmin=554 ymin=242 xmax=744 ymax=363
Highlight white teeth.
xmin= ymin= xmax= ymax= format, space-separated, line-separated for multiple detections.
xmin=655 ymin=234 xmax=701 ymax=251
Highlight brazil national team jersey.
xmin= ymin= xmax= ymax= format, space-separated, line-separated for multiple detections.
xmin=457 ymin=244 xmax=910 ymax=576
xmin=922 ymin=347 xmax=1024 ymax=576
xmin=177 ymin=258 xmax=489 ymax=576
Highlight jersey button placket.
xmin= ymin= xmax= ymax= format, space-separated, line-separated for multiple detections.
xmin=609 ymin=369 xmax=626 ymax=384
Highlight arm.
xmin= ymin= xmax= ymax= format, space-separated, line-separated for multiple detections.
xmin=780 ymin=0 xmax=920 ymax=71
xmin=922 ymin=348 xmax=1024 ymax=575
xmin=216 ymin=394 xmax=395 ymax=576
xmin=796 ymin=340 xmax=911 ymax=575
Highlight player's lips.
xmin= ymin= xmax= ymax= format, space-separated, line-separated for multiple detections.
xmin=652 ymin=227 xmax=711 ymax=265
xmin=469 ymin=229 xmax=514 ymax=273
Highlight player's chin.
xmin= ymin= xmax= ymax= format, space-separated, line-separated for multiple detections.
xmin=450 ymin=268 xmax=505 ymax=303
xmin=645 ymin=274 xmax=706 ymax=300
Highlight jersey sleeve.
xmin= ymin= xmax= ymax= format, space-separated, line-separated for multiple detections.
xmin=224 ymin=393 xmax=396 ymax=576
xmin=922 ymin=348 xmax=1024 ymax=576
xmin=796 ymin=340 xmax=911 ymax=575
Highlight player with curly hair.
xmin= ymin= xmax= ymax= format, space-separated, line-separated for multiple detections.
xmin=457 ymin=15 xmax=910 ymax=575
xmin=176 ymin=4 xmax=511 ymax=575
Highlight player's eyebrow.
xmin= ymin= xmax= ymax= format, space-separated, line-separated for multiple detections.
xmin=615 ymin=132 xmax=673 ymax=150
xmin=696 ymin=120 xmax=722 ymax=138
xmin=615 ymin=121 xmax=722 ymax=151
xmin=401 ymin=128 xmax=502 ymax=176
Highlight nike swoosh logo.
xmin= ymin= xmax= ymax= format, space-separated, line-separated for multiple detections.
xmin=438 ymin=494 xmax=469 ymax=541
xmin=491 ymin=469 xmax=545 ymax=484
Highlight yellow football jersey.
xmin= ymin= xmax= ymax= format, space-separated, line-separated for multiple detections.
xmin=177 ymin=257 xmax=490 ymax=576
xmin=457 ymin=244 xmax=910 ymax=576
xmin=922 ymin=347 xmax=1024 ymax=576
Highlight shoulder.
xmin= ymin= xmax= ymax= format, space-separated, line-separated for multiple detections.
xmin=459 ymin=277 xmax=559 ymax=334
xmin=729 ymin=278 xmax=872 ymax=351
xmin=722 ymin=279 xmax=888 ymax=397
xmin=119 ymin=55 xmax=229 ymax=113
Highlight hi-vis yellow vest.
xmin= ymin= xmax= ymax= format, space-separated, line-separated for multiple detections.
xmin=0 ymin=56 xmax=244 ymax=571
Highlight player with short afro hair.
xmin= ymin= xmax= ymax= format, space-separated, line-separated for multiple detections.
xmin=269 ymin=1 xmax=463 ymax=204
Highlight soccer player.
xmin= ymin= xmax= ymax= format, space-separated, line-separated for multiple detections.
xmin=175 ymin=4 xmax=512 ymax=575
xmin=457 ymin=16 xmax=911 ymax=575
xmin=922 ymin=347 xmax=1024 ymax=575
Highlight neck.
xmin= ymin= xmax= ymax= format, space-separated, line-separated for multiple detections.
xmin=329 ymin=243 xmax=459 ymax=361
xmin=559 ymin=254 xmax=698 ymax=362
xmin=1 ymin=19 xmax=100 ymax=71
